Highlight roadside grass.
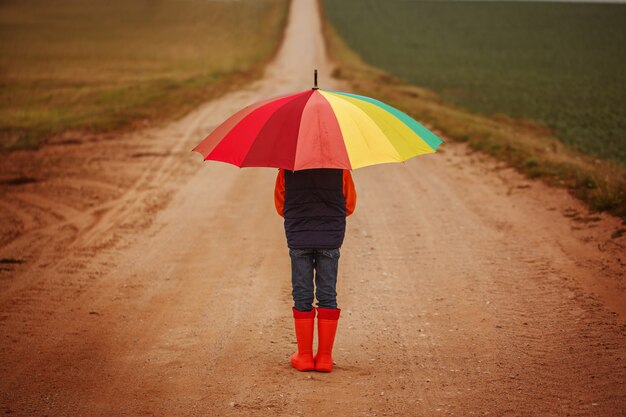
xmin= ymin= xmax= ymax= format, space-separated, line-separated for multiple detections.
xmin=319 ymin=2 xmax=626 ymax=220
xmin=322 ymin=0 xmax=626 ymax=166
xmin=0 ymin=0 xmax=289 ymax=150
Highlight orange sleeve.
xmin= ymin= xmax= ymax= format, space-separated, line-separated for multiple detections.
xmin=343 ymin=170 xmax=356 ymax=216
xmin=274 ymin=169 xmax=285 ymax=217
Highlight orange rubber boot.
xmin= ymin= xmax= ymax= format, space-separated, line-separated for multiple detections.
xmin=290 ymin=307 xmax=315 ymax=371
xmin=314 ymin=307 xmax=341 ymax=372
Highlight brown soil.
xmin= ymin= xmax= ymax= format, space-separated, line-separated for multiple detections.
xmin=1 ymin=0 xmax=624 ymax=416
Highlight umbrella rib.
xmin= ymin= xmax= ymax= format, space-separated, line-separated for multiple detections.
xmin=331 ymin=91 xmax=443 ymax=151
xmin=239 ymin=90 xmax=312 ymax=170
xmin=324 ymin=94 xmax=422 ymax=158
xmin=350 ymin=98 xmax=435 ymax=158
xmin=325 ymin=92 xmax=403 ymax=166
xmin=291 ymin=92 xmax=314 ymax=171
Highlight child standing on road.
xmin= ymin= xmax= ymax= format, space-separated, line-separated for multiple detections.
xmin=274 ymin=168 xmax=356 ymax=373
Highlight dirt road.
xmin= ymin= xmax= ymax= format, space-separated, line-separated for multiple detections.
xmin=1 ymin=0 xmax=625 ymax=416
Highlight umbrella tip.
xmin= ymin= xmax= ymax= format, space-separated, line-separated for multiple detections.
xmin=312 ymin=69 xmax=319 ymax=90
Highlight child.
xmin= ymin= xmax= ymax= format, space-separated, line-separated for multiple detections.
xmin=274 ymin=168 xmax=356 ymax=372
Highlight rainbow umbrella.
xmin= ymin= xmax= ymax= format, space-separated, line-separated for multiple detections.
xmin=193 ymin=72 xmax=443 ymax=170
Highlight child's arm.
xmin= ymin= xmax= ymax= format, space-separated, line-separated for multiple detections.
xmin=274 ymin=169 xmax=285 ymax=217
xmin=343 ymin=170 xmax=356 ymax=216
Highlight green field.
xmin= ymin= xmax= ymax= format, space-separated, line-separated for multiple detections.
xmin=0 ymin=0 xmax=288 ymax=149
xmin=323 ymin=0 xmax=626 ymax=165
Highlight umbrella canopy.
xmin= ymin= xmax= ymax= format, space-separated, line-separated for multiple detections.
xmin=193 ymin=88 xmax=443 ymax=170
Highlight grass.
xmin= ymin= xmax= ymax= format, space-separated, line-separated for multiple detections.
xmin=0 ymin=0 xmax=289 ymax=149
xmin=322 ymin=0 xmax=626 ymax=166
xmin=319 ymin=0 xmax=626 ymax=220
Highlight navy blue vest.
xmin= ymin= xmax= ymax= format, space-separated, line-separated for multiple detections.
xmin=283 ymin=169 xmax=347 ymax=249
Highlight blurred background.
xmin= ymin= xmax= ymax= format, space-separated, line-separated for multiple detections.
xmin=0 ymin=0 xmax=288 ymax=149
xmin=324 ymin=0 xmax=626 ymax=165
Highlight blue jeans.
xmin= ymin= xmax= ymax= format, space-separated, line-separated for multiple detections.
xmin=289 ymin=248 xmax=340 ymax=312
